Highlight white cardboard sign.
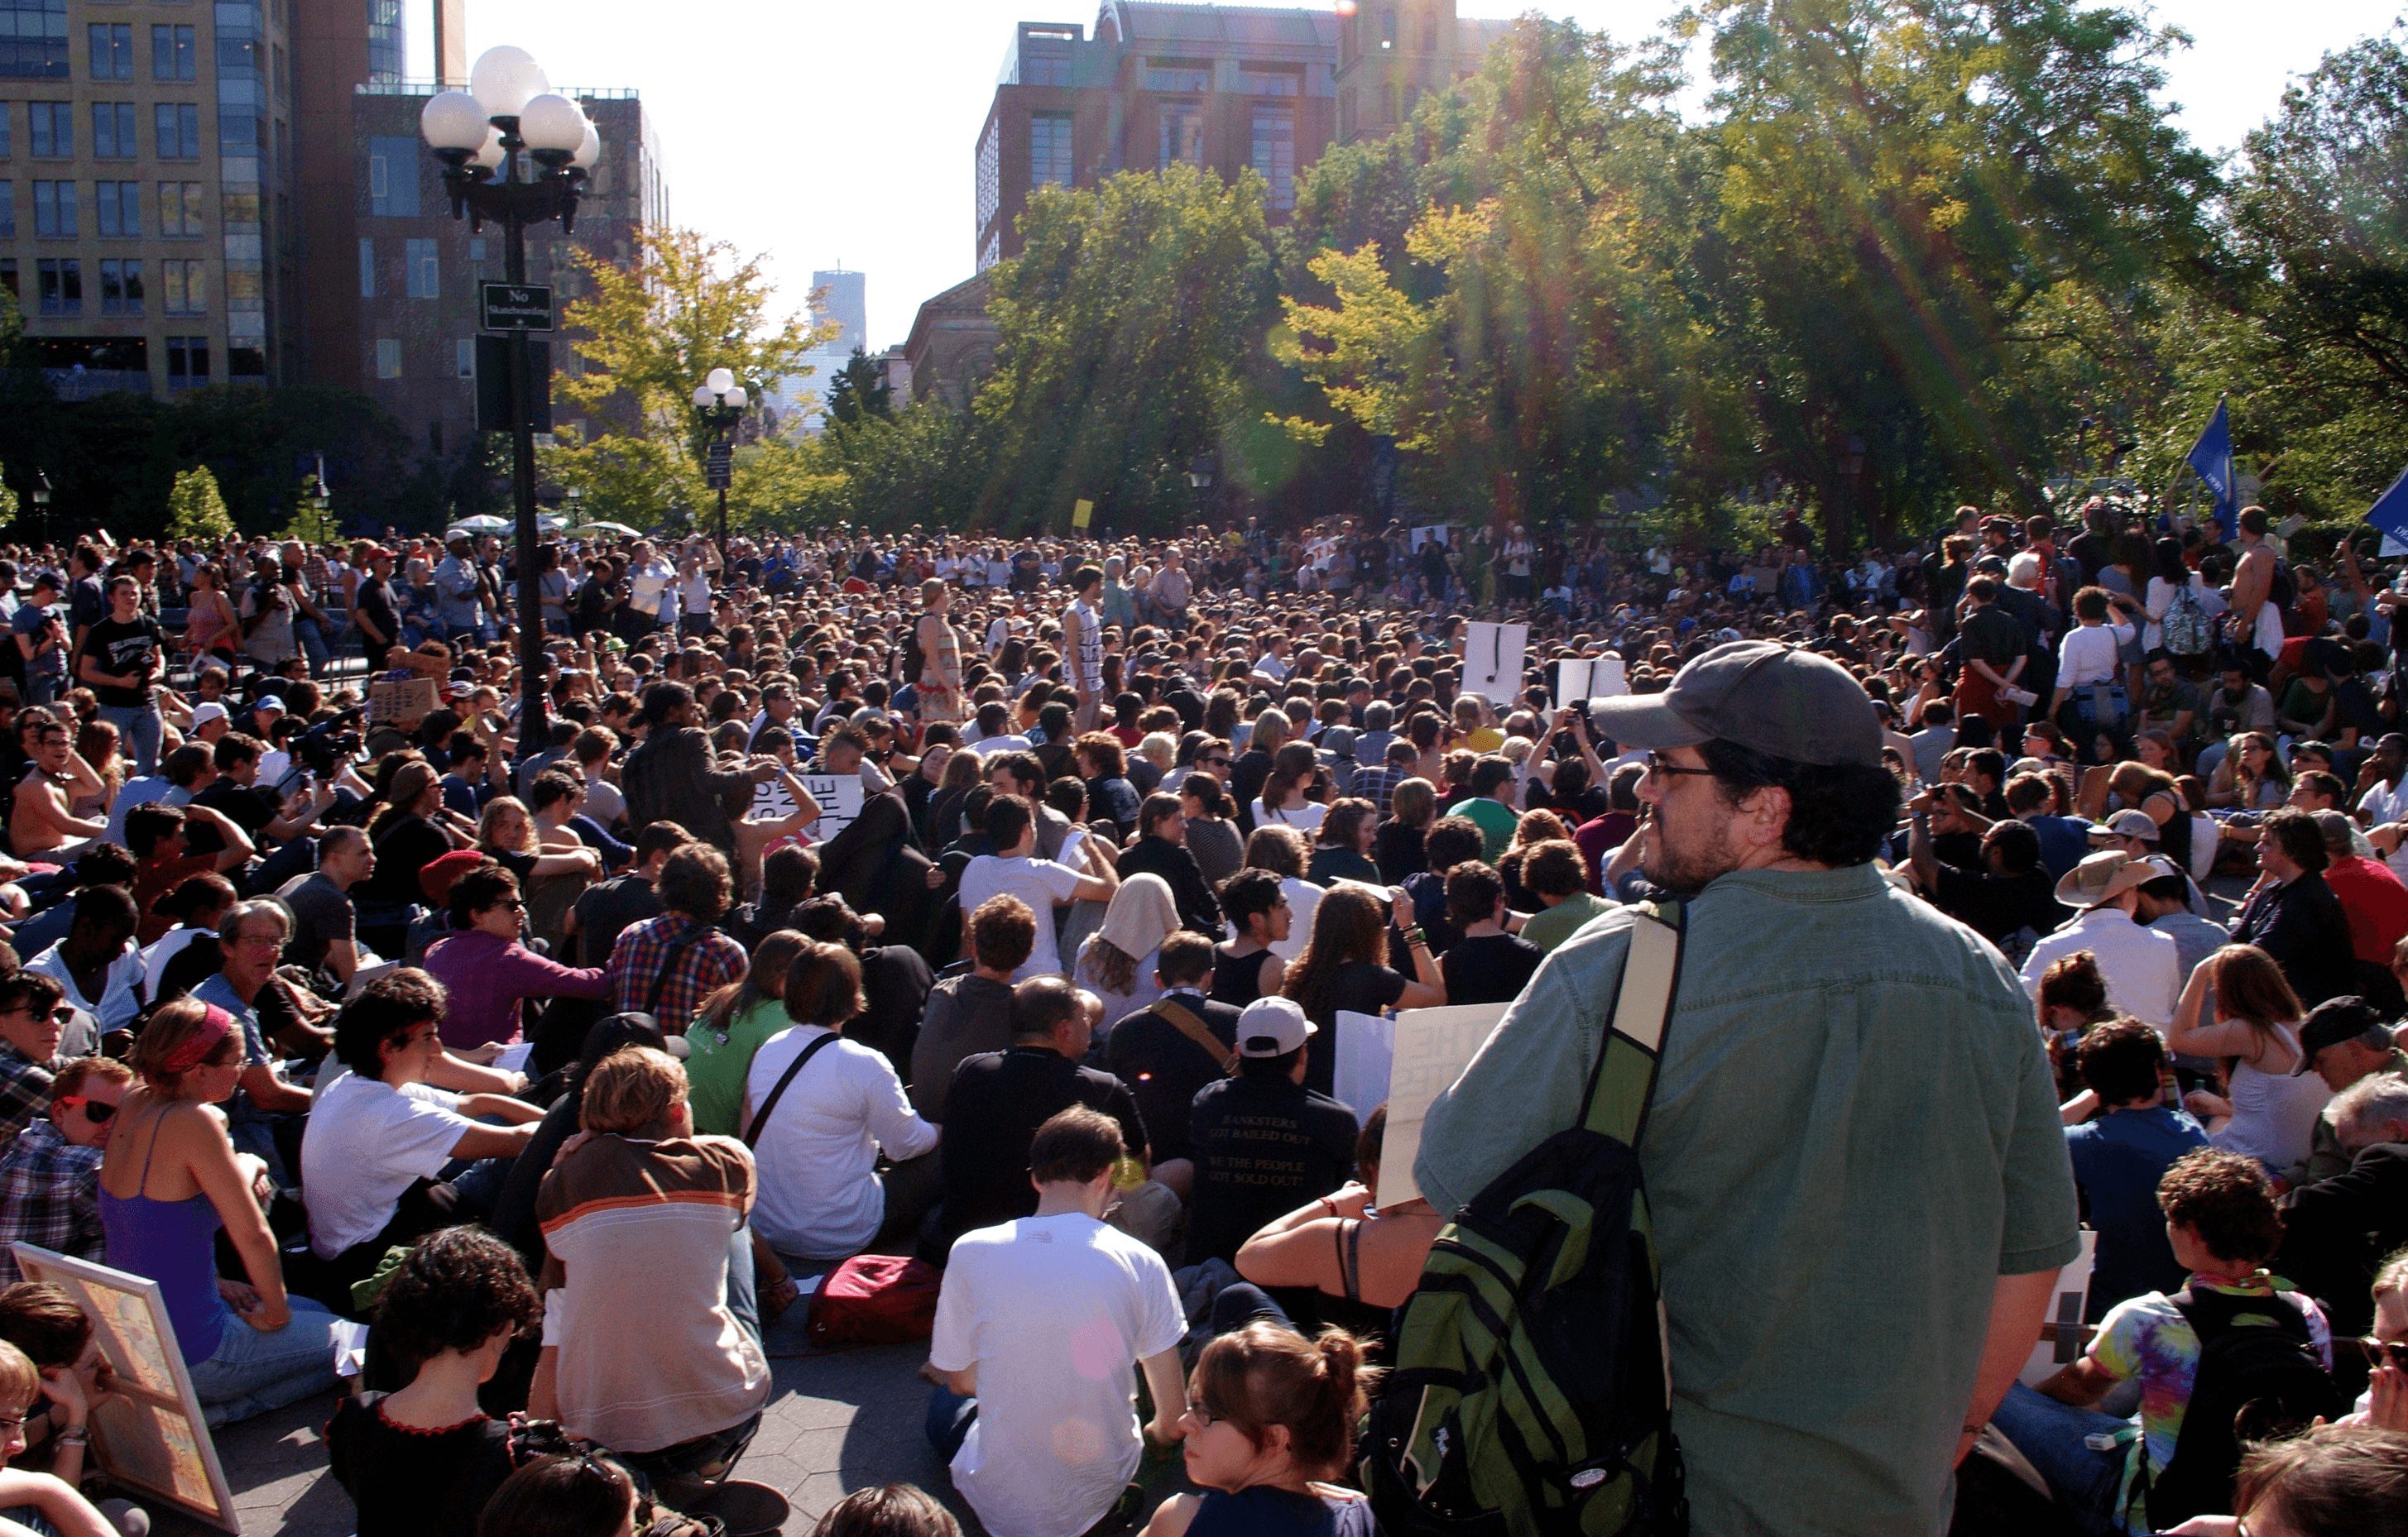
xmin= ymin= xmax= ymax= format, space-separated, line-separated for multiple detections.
xmin=1374 ymin=1002 xmax=1511 ymax=1212
xmin=1461 ymin=622 xmax=1528 ymax=704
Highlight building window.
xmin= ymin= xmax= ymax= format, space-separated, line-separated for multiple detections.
xmin=980 ymin=229 xmax=1000 ymax=272
xmin=0 ymin=0 xmax=68 ymax=79
xmin=89 ymin=101 xmax=132 ymax=157
xmin=1380 ymin=10 xmax=1395 ymax=49
xmin=271 ymin=41 xmax=285 ymax=98
xmin=975 ymin=117 xmax=1000 ymax=243
xmin=1029 ymin=113 xmax=1072 ymax=188
xmin=456 ymin=338 xmax=474 ymax=378
xmin=1251 ymin=106 xmax=1294 ymax=211
xmin=86 ymin=22 xmax=129 ymax=79
xmin=228 ymin=345 xmax=263 ymax=379
xmin=1236 ymin=66 xmax=1300 ymax=96
xmin=27 ymin=101 xmax=68 ymax=156
xmin=0 ymin=184 xmax=12 ymax=237
xmin=0 ymin=261 xmax=16 ymax=299
xmin=405 ymin=237 xmax=437 ymax=299
xmin=1158 ymin=102 xmax=1203 ymax=168
xmin=357 ymin=237 xmax=373 ymax=298
xmin=1422 ymin=11 xmax=1438 ymax=50
xmin=1145 ymin=58 xmax=1211 ymax=92
xmin=157 ymin=180 xmax=202 ymax=236
xmin=368 ymin=135 xmax=419 ymax=217
xmin=161 ymin=256 xmax=203 ymax=313
xmin=155 ymin=102 xmax=198 ymax=159
xmin=150 ymin=23 xmax=193 ymax=79
xmin=165 ymin=334 xmax=206 ymax=387
xmin=98 ymin=256 xmax=140 ymax=314
xmin=375 ymin=338 xmax=401 ymax=380
xmin=36 ymin=256 xmax=77 ymax=315
xmin=31 ymin=180 xmax=72 ymax=236
xmin=94 ymin=180 xmax=137 ymax=236
xmin=0 ymin=103 xmax=12 ymax=158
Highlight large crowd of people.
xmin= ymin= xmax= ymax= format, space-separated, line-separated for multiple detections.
xmin=0 ymin=504 xmax=2391 ymax=1535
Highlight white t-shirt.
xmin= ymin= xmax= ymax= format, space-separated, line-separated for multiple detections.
xmin=928 ymin=1212 xmax=1185 ymax=1537
xmin=300 ymin=1074 xmax=478 ymax=1258
xmin=1064 ymin=599 xmax=1103 ymax=691
xmin=1250 ymin=798 xmax=1326 ymax=836
xmin=958 ymin=855 xmax=1086 ymax=980
xmin=744 ymin=1026 xmax=939 ymax=1261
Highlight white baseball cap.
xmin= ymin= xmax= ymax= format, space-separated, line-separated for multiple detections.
xmin=1235 ymin=996 xmax=1315 ymax=1058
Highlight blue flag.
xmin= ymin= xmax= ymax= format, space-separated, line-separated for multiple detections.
xmin=2186 ymin=399 xmax=2237 ymax=526
xmin=2365 ymin=463 xmax=2408 ymax=551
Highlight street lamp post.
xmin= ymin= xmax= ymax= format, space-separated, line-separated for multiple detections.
xmin=692 ymin=369 xmax=747 ymax=567
xmin=418 ymin=45 xmax=601 ymax=761
xmin=29 ymin=471 xmax=50 ymax=551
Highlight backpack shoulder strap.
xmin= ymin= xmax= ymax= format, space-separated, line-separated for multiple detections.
xmin=1151 ymin=998 xmax=1235 ymax=1075
xmin=640 ymin=925 xmax=708 ymax=1019
xmin=743 ymin=1030 xmax=842 ymax=1149
xmin=1576 ymin=897 xmax=1686 ymax=1147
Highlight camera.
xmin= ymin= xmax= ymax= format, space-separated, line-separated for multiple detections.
xmin=294 ymin=704 xmax=367 ymax=775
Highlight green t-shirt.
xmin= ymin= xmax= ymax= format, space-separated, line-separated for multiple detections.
xmin=1416 ymin=863 xmax=2079 ymax=1536
xmin=1518 ymin=891 xmax=1612 ymax=954
xmin=1446 ymin=795 xmax=1518 ymax=864
xmin=683 ymin=997 xmax=790 ymax=1138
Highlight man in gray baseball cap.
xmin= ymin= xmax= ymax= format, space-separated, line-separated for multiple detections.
xmin=1415 ymin=639 xmax=2076 ymax=1534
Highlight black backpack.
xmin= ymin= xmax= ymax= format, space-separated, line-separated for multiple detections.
xmin=2266 ymin=558 xmax=2297 ymax=611
xmin=2139 ymin=1286 xmax=2341 ymax=1531
xmin=1360 ymin=899 xmax=1688 ymax=1537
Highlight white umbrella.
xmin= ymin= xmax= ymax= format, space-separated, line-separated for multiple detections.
xmin=448 ymin=515 xmax=511 ymax=533
xmin=572 ymin=520 xmax=642 ymax=537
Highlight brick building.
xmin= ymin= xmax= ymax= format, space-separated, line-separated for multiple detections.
xmin=970 ymin=0 xmax=1509 ymax=271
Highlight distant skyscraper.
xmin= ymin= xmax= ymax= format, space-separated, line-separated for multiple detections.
xmin=813 ymin=268 xmax=866 ymax=357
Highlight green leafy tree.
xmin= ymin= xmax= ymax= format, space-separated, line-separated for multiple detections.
xmin=975 ymin=163 xmax=1281 ymax=532
xmin=544 ymin=226 xmax=833 ymax=534
xmin=165 ymin=465 xmax=233 ymax=541
xmin=823 ymin=348 xmax=893 ymax=429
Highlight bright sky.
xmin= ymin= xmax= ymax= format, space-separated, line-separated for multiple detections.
xmin=410 ymin=0 xmax=2403 ymax=353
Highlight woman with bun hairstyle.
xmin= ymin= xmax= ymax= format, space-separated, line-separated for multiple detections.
xmin=1140 ymin=1319 xmax=1380 ymax=1537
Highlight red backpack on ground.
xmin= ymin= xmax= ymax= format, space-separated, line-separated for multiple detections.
xmin=806 ymin=1254 xmax=942 ymax=1347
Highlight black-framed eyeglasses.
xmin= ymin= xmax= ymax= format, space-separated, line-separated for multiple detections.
xmin=7 ymin=1008 xmax=73 ymax=1027
xmin=1643 ymin=752 xmax=1716 ymax=782
xmin=1182 ymin=1400 xmax=1222 ymax=1429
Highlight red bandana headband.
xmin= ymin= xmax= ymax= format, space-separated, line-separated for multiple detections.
xmin=161 ymin=1005 xmax=235 ymax=1075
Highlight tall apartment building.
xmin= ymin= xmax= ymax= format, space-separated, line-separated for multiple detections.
xmin=0 ymin=0 xmax=310 ymax=396
xmin=971 ymin=0 xmax=1509 ymax=270
xmin=338 ymin=85 xmax=665 ymax=467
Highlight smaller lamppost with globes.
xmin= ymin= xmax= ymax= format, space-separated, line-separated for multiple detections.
xmin=692 ymin=368 xmax=747 ymax=566
xmin=415 ymin=45 xmax=601 ymax=758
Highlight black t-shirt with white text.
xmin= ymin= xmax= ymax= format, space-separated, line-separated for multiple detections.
xmin=1186 ymin=1075 xmax=1358 ymax=1266
xmin=80 ymin=615 xmax=163 ymax=706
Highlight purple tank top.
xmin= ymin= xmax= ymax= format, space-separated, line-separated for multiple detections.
xmin=98 ymin=1110 xmax=228 ymax=1364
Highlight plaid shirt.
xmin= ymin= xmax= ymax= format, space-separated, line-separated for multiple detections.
xmin=605 ymin=913 xmax=747 ymax=1031
xmin=0 ymin=1119 xmax=102 ymax=1285
xmin=0 ymin=1044 xmax=60 ymax=1149
xmin=1351 ymin=764 xmax=1408 ymax=820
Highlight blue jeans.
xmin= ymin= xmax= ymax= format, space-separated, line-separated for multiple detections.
xmin=726 ymin=1224 xmax=760 ymax=1348
xmin=189 ymin=1295 xmax=343 ymax=1426
xmin=292 ymin=616 xmax=329 ymax=678
xmin=924 ymin=1384 xmax=975 ymax=1463
xmin=1988 ymin=1382 xmax=2136 ymax=1536
xmin=97 ymin=702 xmax=160 ymax=777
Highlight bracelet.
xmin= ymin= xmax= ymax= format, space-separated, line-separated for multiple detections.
xmin=1320 ymin=1196 xmax=1338 ymax=1218
xmin=1403 ymin=928 xmax=1427 ymax=948
xmin=54 ymin=1426 xmax=87 ymax=1446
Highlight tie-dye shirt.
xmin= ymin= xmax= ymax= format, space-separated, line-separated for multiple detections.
xmin=2089 ymin=1277 xmax=2332 ymax=1532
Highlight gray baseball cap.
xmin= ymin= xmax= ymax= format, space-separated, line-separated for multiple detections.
xmin=1587 ymin=640 xmax=1883 ymax=767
